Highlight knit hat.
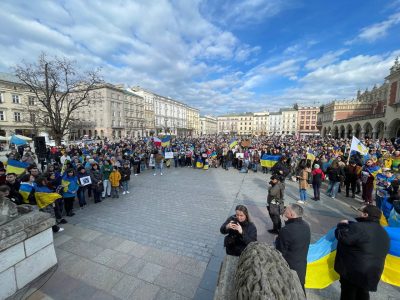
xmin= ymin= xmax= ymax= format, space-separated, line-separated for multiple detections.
xmin=314 ymin=164 xmax=320 ymax=169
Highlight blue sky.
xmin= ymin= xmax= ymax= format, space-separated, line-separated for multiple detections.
xmin=0 ymin=0 xmax=399 ymax=115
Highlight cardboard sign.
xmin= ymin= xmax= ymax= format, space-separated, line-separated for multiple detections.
xmin=79 ymin=176 xmax=92 ymax=186
xmin=164 ymin=152 xmax=173 ymax=159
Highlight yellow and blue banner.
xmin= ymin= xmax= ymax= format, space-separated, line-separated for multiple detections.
xmin=260 ymin=154 xmax=280 ymax=168
xmin=6 ymin=159 xmax=29 ymax=175
xmin=161 ymin=135 xmax=171 ymax=147
xmin=35 ymin=186 xmax=62 ymax=209
xmin=305 ymin=221 xmax=400 ymax=289
xmin=229 ymin=138 xmax=238 ymax=149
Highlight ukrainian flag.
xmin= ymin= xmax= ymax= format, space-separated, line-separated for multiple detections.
xmin=6 ymin=159 xmax=29 ymax=175
xmin=161 ymin=135 xmax=171 ymax=147
xmin=305 ymin=221 xmax=400 ymax=289
xmin=367 ymin=165 xmax=382 ymax=178
xmin=35 ymin=186 xmax=62 ymax=209
xmin=211 ymin=151 xmax=217 ymax=158
xmin=229 ymin=138 xmax=238 ymax=149
xmin=260 ymin=154 xmax=280 ymax=168
xmin=306 ymin=149 xmax=315 ymax=161
xmin=19 ymin=182 xmax=35 ymax=204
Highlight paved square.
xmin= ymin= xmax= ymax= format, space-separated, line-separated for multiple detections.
xmin=26 ymin=167 xmax=400 ymax=300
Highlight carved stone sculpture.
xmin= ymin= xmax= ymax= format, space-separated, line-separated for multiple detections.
xmin=234 ymin=242 xmax=305 ymax=300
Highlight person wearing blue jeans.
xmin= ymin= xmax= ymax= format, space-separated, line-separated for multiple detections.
xmin=327 ymin=181 xmax=340 ymax=198
xmin=299 ymin=189 xmax=307 ymax=202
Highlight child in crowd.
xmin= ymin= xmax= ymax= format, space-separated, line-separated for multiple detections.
xmin=120 ymin=162 xmax=131 ymax=195
xmin=109 ymin=166 xmax=121 ymax=198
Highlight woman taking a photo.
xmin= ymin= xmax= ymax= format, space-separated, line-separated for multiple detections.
xmin=220 ymin=205 xmax=257 ymax=256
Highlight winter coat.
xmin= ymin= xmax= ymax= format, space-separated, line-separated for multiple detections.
xmin=120 ymin=167 xmax=131 ymax=182
xmin=298 ymin=169 xmax=310 ymax=189
xmin=327 ymin=166 xmax=344 ymax=183
xmin=101 ymin=165 xmax=113 ymax=180
xmin=267 ymin=182 xmax=285 ymax=205
xmin=276 ymin=217 xmax=311 ymax=286
xmin=90 ymin=169 xmax=103 ymax=192
xmin=109 ymin=170 xmax=121 ymax=187
xmin=311 ymin=168 xmax=325 ymax=184
xmin=220 ymin=215 xmax=257 ymax=256
xmin=344 ymin=165 xmax=360 ymax=183
xmin=334 ymin=218 xmax=390 ymax=291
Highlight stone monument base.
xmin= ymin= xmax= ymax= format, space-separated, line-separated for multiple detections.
xmin=0 ymin=211 xmax=57 ymax=299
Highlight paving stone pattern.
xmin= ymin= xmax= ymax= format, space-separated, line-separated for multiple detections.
xmin=26 ymin=167 xmax=400 ymax=300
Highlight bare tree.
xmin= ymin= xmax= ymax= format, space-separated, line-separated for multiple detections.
xmin=14 ymin=53 xmax=102 ymax=145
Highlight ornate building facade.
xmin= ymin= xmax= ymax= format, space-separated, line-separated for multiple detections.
xmin=318 ymin=59 xmax=400 ymax=139
xmin=199 ymin=115 xmax=217 ymax=135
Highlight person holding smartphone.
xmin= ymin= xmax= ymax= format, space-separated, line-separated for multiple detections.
xmin=220 ymin=205 xmax=257 ymax=256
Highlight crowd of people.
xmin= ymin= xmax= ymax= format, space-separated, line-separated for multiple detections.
xmin=1 ymin=134 xmax=399 ymax=298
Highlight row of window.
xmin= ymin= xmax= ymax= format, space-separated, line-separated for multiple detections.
xmin=0 ymin=93 xmax=36 ymax=105
xmin=0 ymin=111 xmax=22 ymax=122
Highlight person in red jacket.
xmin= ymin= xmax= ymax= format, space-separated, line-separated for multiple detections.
xmin=311 ymin=164 xmax=325 ymax=201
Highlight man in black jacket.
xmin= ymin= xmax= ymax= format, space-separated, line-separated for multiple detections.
xmin=334 ymin=205 xmax=390 ymax=300
xmin=275 ymin=203 xmax=310 ymax=293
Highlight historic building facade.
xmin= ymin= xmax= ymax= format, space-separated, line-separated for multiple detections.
xmin=217 ymin=114 xmax=239 ymax=134
xmin=253 ymin=112 xmax=269 ymax=135
xmin=318 ymin=59 xmax=400 ymax=139
xmin=269 ymin=112 xmax=282 ymax=135
xmin=199 ymin=115 xmax=217 ymax=135
xmin=71 ymin=83 xmax=145 ymax=139
xmin=281 ymin=107 xmax=298 ymax=135
xmin=0 ymin=72 xmax=49 ymax=138
xmin=295 ymin=105 xmax=319 ymax=137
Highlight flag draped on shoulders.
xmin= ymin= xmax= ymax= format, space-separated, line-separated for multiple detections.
xmin=35 ymin=186 xmax=62 ymax=209
xmin=6 ymin=159 xmax=29 ymax=175
xmin=260 ymin=154 xmax=280 ymax=168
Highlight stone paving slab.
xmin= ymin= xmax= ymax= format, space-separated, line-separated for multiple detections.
xmin=26 ymin=167 xmax=400 ymax=300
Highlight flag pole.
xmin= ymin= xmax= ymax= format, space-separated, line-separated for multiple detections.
xmin=347 ymin=137 xmax=353 ymax=164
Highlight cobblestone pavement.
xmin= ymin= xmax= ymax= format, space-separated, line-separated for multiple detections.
xmin=26 ymin=166 xmax=399 ymax=300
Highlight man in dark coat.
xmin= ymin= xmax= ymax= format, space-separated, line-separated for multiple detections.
xmin=275 ymin=203 xmax=310 ymax=293
xmin=334 ymin=205 xmax=390 ymax=300
xmin=267 ymin=175 xmax=285 ymax=234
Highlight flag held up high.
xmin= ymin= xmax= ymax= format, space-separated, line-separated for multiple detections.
xmin=350 ymin=136 xmax=369 ymax=155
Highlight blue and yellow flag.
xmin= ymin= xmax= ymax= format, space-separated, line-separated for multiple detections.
xmin=367 ymin=165 xmax=382 ymax=178
xmin=260 ymin=154 xmax=280 ymax=168
xmin=229 ymin=138 xmax=238 ymax=149
xmin=211 ymin=151 xmax=217 ymax=158
xmin=305 ymin=221 xmax=400 ymax=289
xmin=19 ymin=182 xmax=35 ymax=204
xmin=6 ymin=159 xmax=29 ymax=175
xmin=161 ymin=135 xmax=171 ymax=147
xmin=306 ymin=149 xmax=315 ymax=161
xmin=35 ymin=186 xmax=62 ymax=209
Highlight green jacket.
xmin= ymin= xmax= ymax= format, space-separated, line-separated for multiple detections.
xmin=101 ymin=165 xmax=113 ymax=180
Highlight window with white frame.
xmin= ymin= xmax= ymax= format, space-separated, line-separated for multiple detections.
xmin=14 ymin=112 xmax=21 ymax=122
xmin=0 ymin=92 xmax=4 ymax=103
xmin=12 ymin=94 xmax=20 ymax=104
xmin=28 ymin=96 xmax=35 ymax=105
xmin=0 ymin=111 xmax=4 ymax=121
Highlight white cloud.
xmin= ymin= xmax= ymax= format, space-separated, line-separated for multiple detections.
xmin=348 ymin=12 xmax=400 ymax=44
xmin=305 ymin=49 xmax=348 ymax=70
